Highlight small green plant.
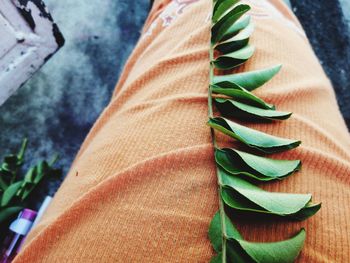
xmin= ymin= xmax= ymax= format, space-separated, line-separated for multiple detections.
xmin=0 ymin=139 xmax=61 ymax=230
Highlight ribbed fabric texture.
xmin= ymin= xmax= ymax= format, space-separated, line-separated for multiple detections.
xmin=14 ymin=0 xmax=350 ymax=262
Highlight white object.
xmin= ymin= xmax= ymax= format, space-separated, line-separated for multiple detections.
xmin=31 ymin=195 xmax=52 ymax=228
xmin=0 ymin=0 xmax=64 ymax=106
xmin=9 ymin=218 xmax=33 ymax=236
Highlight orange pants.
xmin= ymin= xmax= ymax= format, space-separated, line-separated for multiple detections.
xmin=15 ymin=0 xmax=350 ymax=262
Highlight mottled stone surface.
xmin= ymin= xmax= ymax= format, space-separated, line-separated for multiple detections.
xmin=0 ymin=0 xmax=150 ymax=207
xmin=0 ymin=0 xmax=348 ymax=207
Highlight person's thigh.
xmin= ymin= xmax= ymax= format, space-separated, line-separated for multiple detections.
xmin=15 ymin=0 xmax=350 ymax=262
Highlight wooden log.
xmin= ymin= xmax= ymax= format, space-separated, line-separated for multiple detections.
xmin=0 ymin=0 xmax=64 ymax=106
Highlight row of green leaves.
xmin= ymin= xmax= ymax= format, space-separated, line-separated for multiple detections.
xmin=207 ymin=1 xmax=320 ymax=262
xmin=0 ymin=139 xmax=61 ymax=228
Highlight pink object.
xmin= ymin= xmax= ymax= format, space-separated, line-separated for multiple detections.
xmin=0 ymin=209 xmax=37 ymax=263
xmin=15 ymin=209 xmax=37 ymax=222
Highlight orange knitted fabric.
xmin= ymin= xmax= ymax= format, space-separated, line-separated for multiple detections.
xmin=14 ymin=0 xmax=350 ymax=262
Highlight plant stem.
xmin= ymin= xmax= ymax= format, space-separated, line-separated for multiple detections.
xmin=17 ymin=138 xmax=28 ymax=161
xmin=0 ymin=176 xmax=7 ymax=191
xmin=49 ymin=154 xmax=59 ymax=167
xmin=11 ymin=138 xmax=28 ymax=184
xmin=208 ymin=45 xmax=228 ymax=262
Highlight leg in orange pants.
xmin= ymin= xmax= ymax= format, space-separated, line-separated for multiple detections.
xmin=15 ymin=0 xmax=350 ymax=262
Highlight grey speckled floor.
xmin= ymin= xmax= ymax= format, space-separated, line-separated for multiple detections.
xmin=0 ymin=0 xmax=349 ymax=208
xmin=0 ymin=0 xmax=150 ymax=207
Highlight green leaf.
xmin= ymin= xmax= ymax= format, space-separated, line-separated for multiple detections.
xmin=209 ymin=212 xmax=224 ymax=253
xmin=236 ymin=229 xmax=306 ymax=263
xmin=227 ymin=241 xmax=254 ymax=263
xmin=16 ymin=167 xmax=35 ymax=200
xmin=213 ymin=0 xmax=239 ymax=23
xmin=34 ymin=161 xmax=49 ymax=184
xmin=219 ymin=170 xmax=320 ymax=219
xmin=21 ymin=162 xmax=47 ymax=201
xmin=209 ymin=210 xmax=306 ymax=262
xmin=291 ymin=203 xmax=322 ymax=221
xmin=17 ymin=138 xmax=28 ymax=162
xmin=212 ymin=5 xmax=251 ymax=44
xmin=219 ymin=15 xmax=251 ymax=43
xmin=210 ymin=252 xmax=223 ymax=263
xmin=209 ymin=211 xmax=243 ymax=253
xmin=212 ymin=87 xmax=274 ymax=110
xmin=16 ymin=158 xmax=60 ymax=201
xmin=215 ymin=98 xmax=292 ymax=121
xmin=209 ymin=211 xmax=249 ymax=262
xmin=24 ymin=167 xmax=36 ymax=184
xmin=216 ymin=22 xmax=254 ymax=53
xmin=1 ymin=181 xmax=22 ymax=207
xmin=0 ymin=139 xmax=28 ymax=185
xmin=211 ymin=82 xmax=274 ymax=110
xmin=49 ymin=154 xmax=59 ymax=166
xmin=0 ymin=177 xmax=8 ymax=191
xmin=208 ymin=117 xmax=301 ymax=153
xmin=213 ymin=45 xmax=255 ymax=70
xmin=221 ymin=15 xmax=251 ymax=42
xmin=1 ymin=155 xmax=19 ymax=184
xmin=20 ymin=161 xmax=50 ymax=201
xmin=215 ymin=148 xmax=301 ymax=181
xmin=3 ymin=155 xmax=19 ymax=169
xmin=221 ymin=189 xmax=313 ymax=218
xmin=0 ymin=206 xmax=22 ymax=224
xmin=213 ymin=65 xmax=282 ymax=91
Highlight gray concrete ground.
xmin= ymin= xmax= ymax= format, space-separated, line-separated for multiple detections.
xmin=0 ymin=0 xmax=348 ymax=208
xmin=0 ymin=0 xmax=150 ymax=208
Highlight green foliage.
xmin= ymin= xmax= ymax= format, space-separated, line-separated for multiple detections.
xmin=207 ymin=1 xmax=320 ymax=262
xmin=212 ymin=4 xmax=251 ymax=44
xmin=0 ymin=207 xmax=22 ymax=224
xmin=215 ymin=98 xmax=292 ymax=121
xmin=1 ymin=181 xmax=23 ymax=207
xmin=216 ymin=22 xmax=254 ymax=53
xmin=209 ymin=211 xmax=307 ymax=263
xmin=0 ymin=139 xmax=27 ymax=190
xmin=215 ymin=148 xmax=301 ymax=181
xmin=211 ymin=82 xmax=275 ymax=110
xmin=209 ymin=211 xmax=243 ymax=253
xmin=0 ymin=139 xmax=61 ymax=227
xmin=208 ymin=117 xmax=301 ymax=153
xmin=220 ymin=169 xmax=320 ymax=220
xmin=236 ymin=231 xmax=306 ymax=263
xmin=213 ymin=45 xmax=255 ymax=70
xmin=212 ymin=0 xmax=240 ymax=23
xmin=213 ymin=65 xmax=282 ymax=91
